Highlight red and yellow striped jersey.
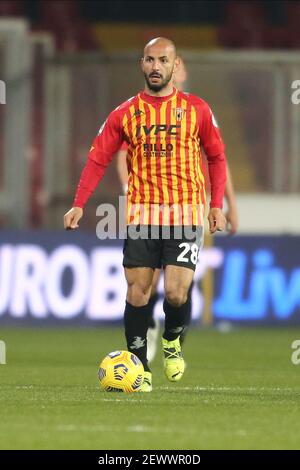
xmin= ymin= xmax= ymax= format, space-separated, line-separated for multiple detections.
xmin=74 ymin=87 xmax=226 ymax=225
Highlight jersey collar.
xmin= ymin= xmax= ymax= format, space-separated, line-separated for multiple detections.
xmin=139 ymin=87 xmax=177 ymax=105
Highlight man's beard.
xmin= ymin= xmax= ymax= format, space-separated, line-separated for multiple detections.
xmin=144 ymin=71 xmax=173 ymax=92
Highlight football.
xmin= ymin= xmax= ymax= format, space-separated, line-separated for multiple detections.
xmin=98 ymin=350 xmax=144 ymax=392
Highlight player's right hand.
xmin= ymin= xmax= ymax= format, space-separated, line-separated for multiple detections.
xmin=63 ymin=207 xmax=83 ymax=230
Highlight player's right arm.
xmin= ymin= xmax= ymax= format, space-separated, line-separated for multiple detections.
xmin=63 ymin=109 xmax=123 ymax=230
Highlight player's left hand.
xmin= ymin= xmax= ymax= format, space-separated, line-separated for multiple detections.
xmin=208 ymin=208 xmax=227 ymax=234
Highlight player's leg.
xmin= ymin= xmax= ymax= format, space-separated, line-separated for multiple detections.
xmin=124 ymin=266 xmax=154 ymax=392
xmin=162 ymin=265 xmax=194 ymax=381
xmin=161 ymin=225 xmax=203 ymax=381
xmin=164 ymin=265 xmax=194 ymax=341
xmin=124 ymin=266 xmax=154 ymax=370
xmin=146 ymin=268 xmax=161 ymax=363
xmin=123 ymin=229 xmax=161 ymax=391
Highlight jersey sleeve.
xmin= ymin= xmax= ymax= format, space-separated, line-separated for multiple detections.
xmin=198 ymin=101 xmax=225 ymax=157
xmin=89 ymin=109 xmax=124 ymax=166
xmin=72 ymin=108 xmax=124 ymax=208
xmin=197 ymin=100 xmax=227 ymax=208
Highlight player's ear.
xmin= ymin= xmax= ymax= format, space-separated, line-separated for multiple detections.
xmin=140 ymin=57 xmax=144 ymax=71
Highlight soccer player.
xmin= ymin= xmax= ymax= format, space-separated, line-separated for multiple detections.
xmin=116 ymin=57 xmax=189 ymax=364
xmin=116 ymin=56 xmax=238 ymax=363
xmin=64 ymin=37 xmax=227 ymax=392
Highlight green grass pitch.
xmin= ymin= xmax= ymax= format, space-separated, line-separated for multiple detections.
xmin=0 ymin=326 xmax=300 ymax=450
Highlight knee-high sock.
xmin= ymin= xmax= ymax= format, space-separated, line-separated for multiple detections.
xmin=124 ymin=301 xmax=151 ymax=372
xmin=163 ymin=285 xmax=193 ymax=342
xmin=162 ymin=300 xmax=186 ymax=341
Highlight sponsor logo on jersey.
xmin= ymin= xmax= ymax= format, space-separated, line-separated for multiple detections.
xmin=173 ymin=107 xmax=185 ymax=121
xmin=143 ymin=143 xmax=173 ymax=158
xmin=136 ymin=124 xmax=180 ymax=137
xmin=134 ymin=109 xmax=144 ymax=117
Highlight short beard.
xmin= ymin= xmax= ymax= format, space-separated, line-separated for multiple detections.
xmin=144 ymin=71 xmax=173 ymax=92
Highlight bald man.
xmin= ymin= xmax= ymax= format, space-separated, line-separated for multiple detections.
xmin=116 ymin=54 xmax=238 ymax=365
xmin=64 ymin=38 xmax=227 ymax=392
xmin=116 ymin=55 xmax=191 ymax=366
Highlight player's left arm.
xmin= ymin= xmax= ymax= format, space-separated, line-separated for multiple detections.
xmin=198 ymin=101 xmax=227 ymax=234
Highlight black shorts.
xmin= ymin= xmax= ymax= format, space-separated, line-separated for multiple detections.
xmin=123 ymin=225 xmax=204 ymax=271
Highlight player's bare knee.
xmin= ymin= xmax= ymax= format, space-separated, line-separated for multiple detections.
xmin=127 ymin=284 xmax=151 ymax=307
xmin=165 ymin=288 xmax=187 ymax=307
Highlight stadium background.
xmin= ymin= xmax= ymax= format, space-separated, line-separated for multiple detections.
xmin=0 ymin=0 xmax=300 ymax=451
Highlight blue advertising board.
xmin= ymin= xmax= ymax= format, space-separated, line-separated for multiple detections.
xmin=0 ymin=231 xmax=299 ymax=325
xmin=214 ymin=236 xmax=300 ymax=324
